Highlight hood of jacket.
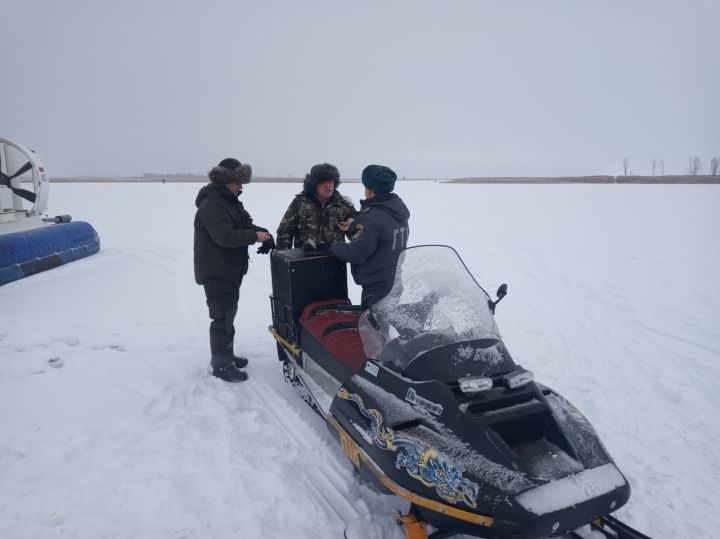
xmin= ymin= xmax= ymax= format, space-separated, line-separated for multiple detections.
xmin=360 ymin=192 xmax=410 ymax=224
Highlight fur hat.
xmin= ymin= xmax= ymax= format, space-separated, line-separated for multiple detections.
xmin=361 ymin=164 xmax=397 ymax=194
xmin=209 ymin=158 xmax=252 ymax=185
xmin=303 ymin=163 xmax=340 ymax=196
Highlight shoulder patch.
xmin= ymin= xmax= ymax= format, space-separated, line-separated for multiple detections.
xmin=350 ymin=223 xmax=364 ymax=242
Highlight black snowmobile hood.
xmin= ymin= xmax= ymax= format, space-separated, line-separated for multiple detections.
xmin=360 ymin=193 xmax=410 ymax=224
xmin=195 ymin=183 xmax=239 ymax=207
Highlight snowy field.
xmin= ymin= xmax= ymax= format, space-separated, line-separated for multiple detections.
xmin=1 ymin=181 xmax=719 ymax=539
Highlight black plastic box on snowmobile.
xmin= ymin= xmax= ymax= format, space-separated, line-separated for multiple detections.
xmin=270 ymin=248 xmax=348 ymax=343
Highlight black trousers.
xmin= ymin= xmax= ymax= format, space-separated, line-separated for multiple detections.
xmin=202 ymin=276 xmax=242 ymax=369
xmin=360 ymin=279 xmax=393 ymax=310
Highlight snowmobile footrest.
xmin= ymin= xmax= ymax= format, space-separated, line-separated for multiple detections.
xmin=569 ymin=515 xmax=652 ymax=539
xmin=592 ymin=515 xmax=652 ymax=539
xmin=398 ymin=513 xmax=429 ymax=539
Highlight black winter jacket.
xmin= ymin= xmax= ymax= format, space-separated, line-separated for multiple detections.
xmin=329 ymin=192 xmax=410 ymax=291
xmin=193 ymin=184 xmax=264 ymax=284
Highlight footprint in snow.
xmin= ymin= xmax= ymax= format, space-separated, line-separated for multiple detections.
xmin=48 ymin=357 xmax=64 ymax=369
xmin=91 ymin=344 xmax=126 ymax=352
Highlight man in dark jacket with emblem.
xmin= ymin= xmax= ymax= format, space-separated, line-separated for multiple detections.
xmin=275 ymin=163 xmax=356 ymax=250
xmin=322 ymin=164 xmax=410 ymax=308
xmin=194 ymin=158 xmax=274 ymax=382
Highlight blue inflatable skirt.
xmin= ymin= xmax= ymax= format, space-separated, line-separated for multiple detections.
xmin=0 ymin=221 xmax=100 ymax=286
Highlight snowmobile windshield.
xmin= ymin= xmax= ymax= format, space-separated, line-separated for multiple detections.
xmin=358 ymin=245 xmax=502 ymax=371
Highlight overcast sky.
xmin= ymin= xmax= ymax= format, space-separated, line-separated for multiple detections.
xmin=2 ymin=0 xmax=719 ymax=178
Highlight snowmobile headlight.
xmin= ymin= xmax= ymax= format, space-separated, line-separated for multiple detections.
xmin=504 ymin=369 xmax=534 ymax=389
xmin=459 ymin=376 xmax=493 ymax=394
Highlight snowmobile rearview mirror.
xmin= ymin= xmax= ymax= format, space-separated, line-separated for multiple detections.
xmin=488 ymin=283 xmax=508 ymax=315
xmin=496 ymin=283 xmax=508 ymax=299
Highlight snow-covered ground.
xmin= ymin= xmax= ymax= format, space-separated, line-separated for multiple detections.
xmin=1 ymin=181 xmax=718 ymax=539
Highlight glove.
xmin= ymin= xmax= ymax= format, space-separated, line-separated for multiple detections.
xmin=316 ymin=242 xmax=331 ymax=252
xmin=256 ymin=237 xmax=276 ymax=254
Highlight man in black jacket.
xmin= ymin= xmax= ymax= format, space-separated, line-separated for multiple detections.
xmin=194 ymin=158 xmax=273 ymax=382
xmin=324 ymin=164 xmax=410 ymax=308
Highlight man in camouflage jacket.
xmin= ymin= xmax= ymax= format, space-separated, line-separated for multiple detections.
xmin=276 ymin=163 xmax=356 ymax=250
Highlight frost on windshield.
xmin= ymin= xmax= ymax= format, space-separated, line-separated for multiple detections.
xmin=359 ymin=246 xmax=501 ymax=369
xmin=453 ymin=344 xmax=505 ymax=367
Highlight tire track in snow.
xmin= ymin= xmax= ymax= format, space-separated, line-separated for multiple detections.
xmin=640 ymin=323 xmax=720 ymax=357
xmin=245 ymin=377 xmax=370 ymax=530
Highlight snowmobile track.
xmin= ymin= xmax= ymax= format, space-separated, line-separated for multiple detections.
xmin=245 ymin=378 xmax=368 ymax=529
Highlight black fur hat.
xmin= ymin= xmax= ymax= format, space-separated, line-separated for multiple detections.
xmin=209 ymin=158 xmax=252 ymax=185
xmin=303 ymin=163 xmax=340 ymax=196
xmin=361 ymin=164 xmax=396 ymax=194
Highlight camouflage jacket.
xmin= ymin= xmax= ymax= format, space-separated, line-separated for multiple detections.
xmin=276 ymin=191 xmax=357 ymax=249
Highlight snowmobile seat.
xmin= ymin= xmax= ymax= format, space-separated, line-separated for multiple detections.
xmin=300 ymin=299 xmax=367 ymax=372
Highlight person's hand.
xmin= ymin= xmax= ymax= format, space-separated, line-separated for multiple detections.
xmin=338 ymin=218 xmax=354 ymax=232
xmin=256 ymin=237 xmax=276 ymax=254
xmin=316 ymin=242 xmax=331 ymax=251
xmin=256 ymin=231 xmax=272 ymax=243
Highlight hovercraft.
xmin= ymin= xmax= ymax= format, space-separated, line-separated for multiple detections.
xmin=0 ymin=137 xmax=100 ymax=285
xmin=269 ymin=245 xmax=650 ymax=539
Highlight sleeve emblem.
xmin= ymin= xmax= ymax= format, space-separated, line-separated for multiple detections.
xmin=350 ymin=224 xmax=364 ymax=242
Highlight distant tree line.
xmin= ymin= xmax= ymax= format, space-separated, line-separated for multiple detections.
xmin=621 ymin=156 xmax=719 ymax=176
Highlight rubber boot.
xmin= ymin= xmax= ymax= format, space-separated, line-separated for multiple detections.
xmin=230 ymin=344 xmax=249 ymax=369
xmin=209 ymin=327 xmax=233 ymax=370
xmin=212 ymin=363 xmax=248 ymax=382
xmin=209 ymin=324 xmax=247 ymax=382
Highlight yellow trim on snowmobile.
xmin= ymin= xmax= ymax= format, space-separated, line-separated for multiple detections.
xmin=326 ymin=415 xmax=494 ymax=528
xmin=269 ymin=326 xmax=301 ymax=357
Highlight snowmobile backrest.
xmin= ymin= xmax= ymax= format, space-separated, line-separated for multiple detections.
xmin=270 ymin=248 xmax=348 ymax=326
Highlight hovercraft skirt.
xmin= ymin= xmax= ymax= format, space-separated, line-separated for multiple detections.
xmin=0 ymin=221 xmax=100 ymax=285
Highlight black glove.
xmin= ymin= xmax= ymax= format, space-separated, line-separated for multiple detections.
xmin=316 ymin=242 xmax=331 ymax=252
xmin=256 ymin=237 xmax=276 ymax=254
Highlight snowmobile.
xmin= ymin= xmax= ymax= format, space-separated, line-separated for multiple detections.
xmin=0 ymin=137 xmax=100 ymax=285
xmin=268 ymin=245 xmax=650 ymax=539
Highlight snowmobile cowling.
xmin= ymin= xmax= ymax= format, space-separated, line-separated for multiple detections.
xmin=268 ymin=245 xmax=649 ymax=539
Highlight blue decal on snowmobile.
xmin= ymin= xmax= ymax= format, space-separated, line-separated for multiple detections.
xmin=338 ymin=388 xmax=478 ymax=508
xmin=405 ymin=388 xmax=443 ymax=416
